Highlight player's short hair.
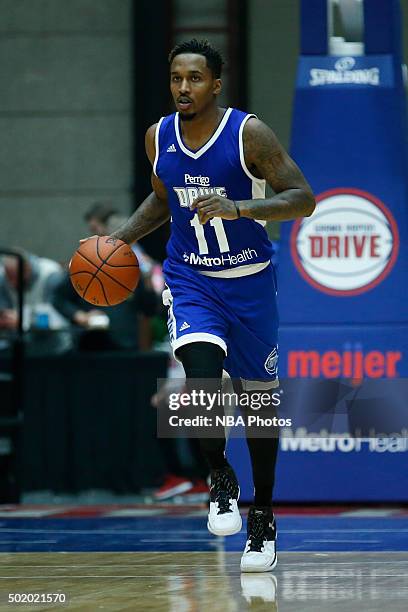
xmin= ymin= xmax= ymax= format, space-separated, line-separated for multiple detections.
xmin=84 ymin=202 xmax=117 ymax=223
xmin=168 ymin=39 xmax=224 ymax=79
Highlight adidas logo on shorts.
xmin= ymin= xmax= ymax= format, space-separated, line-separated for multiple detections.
xmin=167 ymin=144 xmax=177 ymax=152
xmin=179 ymin=321 xmax=190 ymax=331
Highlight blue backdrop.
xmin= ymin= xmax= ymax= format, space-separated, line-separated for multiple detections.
xmin=230 ymin=0 xmax=408 ymax=502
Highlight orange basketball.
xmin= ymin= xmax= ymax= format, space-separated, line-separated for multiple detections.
xmin=69 ymin=236 xmax=140 ymax=306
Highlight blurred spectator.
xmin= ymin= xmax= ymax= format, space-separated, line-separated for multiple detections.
xmin=84 ymin=201 xmax=117 ymax=237
xmin=52 ymin=272 xmax=158 ymax=351
xmin=83 ymin=201 xmax=167 ymax=345
xmin=84 ymin=202 xmax=159 ymax=280
xmin=0 ymin=250 xmax=68 ymax=355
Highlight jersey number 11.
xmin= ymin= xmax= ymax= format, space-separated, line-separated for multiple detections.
xmin=190 ymin=214 xmax=230 ymax=255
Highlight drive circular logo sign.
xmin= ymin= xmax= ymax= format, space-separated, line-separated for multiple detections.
xmin=291 ymin=188 xmax=399 ymax=296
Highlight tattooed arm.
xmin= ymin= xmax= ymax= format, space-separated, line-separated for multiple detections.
xmin=109 ymin=124 xmax=170 ymax=244
xmin=238 ymin=117 xmax=315 ymax=220
xmin=192 ymin=117 xmax=315 ymax=224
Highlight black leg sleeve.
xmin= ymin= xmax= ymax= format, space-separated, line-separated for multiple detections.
xmin=176 ymin=342 xmax=228 ymax=471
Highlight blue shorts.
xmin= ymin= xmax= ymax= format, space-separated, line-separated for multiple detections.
xmin=162 ymin=260 xmax=279 ymax=387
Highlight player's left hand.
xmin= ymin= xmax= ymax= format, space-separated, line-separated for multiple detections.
xmin=190 ymin=194 xmax=239 ymax=224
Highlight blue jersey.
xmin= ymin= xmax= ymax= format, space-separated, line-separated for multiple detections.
xmin=154 ymin=107 xmax=273 ymax=276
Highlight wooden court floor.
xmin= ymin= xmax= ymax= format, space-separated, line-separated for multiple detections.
xmin=1 ymin=551 xmax=408 ymax=611
xmin=0 ymin=504 xmax=407 ymax=611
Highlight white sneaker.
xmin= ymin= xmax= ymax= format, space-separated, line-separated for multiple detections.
xmin=207 ymin=466 xmax=242 ymax=536
xmin=240 ymin=506 xmax=277 ymax=572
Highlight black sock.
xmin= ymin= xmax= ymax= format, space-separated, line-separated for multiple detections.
xmin=242 ymin=388 xmax=280 ymax=507
xmin=246 ymin=436 xmax=279 ymax=506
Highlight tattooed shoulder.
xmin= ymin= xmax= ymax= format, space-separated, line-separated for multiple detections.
xmin=243 ymin=117 xmax=282 ymax=178
xmin=243 ymin=117 xmax=312 ymax=193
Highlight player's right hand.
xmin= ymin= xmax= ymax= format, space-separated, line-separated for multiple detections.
xmin=79 ymin=235 xmax=98 ymax=244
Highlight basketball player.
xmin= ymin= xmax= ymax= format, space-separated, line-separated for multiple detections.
xmin=83 ymin=39 xmax=315 ymax=571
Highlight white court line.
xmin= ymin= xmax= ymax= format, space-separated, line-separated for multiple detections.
xmin=282 ymin=575 xmax=408 ymax=579
xmin=1 ymin=574 xmax=408 ymax=580
xmin=303 ymin=539 xmax=382 ymax=544
xmin=0 ymin=561 xmax=406 ymax=570
xmin=277 ymin=529 xmax=408 ymax=534
xmin=103 ymin=509 xmax=166 ymax=517
xmin=0 ymin=564 xmax=221 ymax=568
xmin=0 ymin=576 xmax=243 ymax=579
xmin=0 ymin=541 xmax=57 ymax=544
xmin=0 ymin=529 xmax=210 ymax=535
xmin=1 ymin=528 xmax=407 ymax=534
xmin=286 ymin=551 xmax=408 ymax=555
xmin=1 ymin=559 xmax=407 ymax=572
xmin=291 ymin=559 xmax=408 ymax=564
xmin=140 ymin=538 xmax=216 ymax=543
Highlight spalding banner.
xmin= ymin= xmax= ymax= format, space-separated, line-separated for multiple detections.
xmin=278 ymin=0 xmax=408 ymax=327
